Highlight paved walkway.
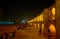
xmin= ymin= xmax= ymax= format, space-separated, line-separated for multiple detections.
xmin=15 ymin=27 xmax=47 ymax=39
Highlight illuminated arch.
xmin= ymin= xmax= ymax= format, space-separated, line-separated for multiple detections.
xmin=49 ymin=24 xmax=56 ymax=33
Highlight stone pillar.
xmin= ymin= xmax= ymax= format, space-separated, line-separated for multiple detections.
xmin=43 ymin=9 xmax=49 ymax=37
xmin=56 ymin=0 xmax=60 ymax=39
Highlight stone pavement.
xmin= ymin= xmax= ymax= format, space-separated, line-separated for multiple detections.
xmin=15 ymin=28 xmax=47 ymax=39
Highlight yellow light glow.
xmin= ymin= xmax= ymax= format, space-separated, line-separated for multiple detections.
xmin=28 ymin=19 xmax=34 ymax=22
xmin=49 ymin=24 xmax=56 ymax=33
xmin=33 ymin=18 xmax=37 ymax=22
xmin=34 ymin=23 xmax=36 ymax=28
xmin=52 ymin=16 xmax=55 ymax=20
xmin=52 ymin=7 xmax=55 ymax=20
xmin=35 ymin=23 xmax=36 ymax=26
xmin=31 ymin=19 xmax=34 ymax=22
xmin=28 ymin=13 xmax=43 ymax=23
xmin=32 ymin=13 xmax=43 ymax=22
xmin=36 ymin=15 xmax=40 ymax=21
xmin=40 ymin=14 xmax=43 ymax=21
xmin=28 ymin=20 xmax=31 ymax=22
xmin=52 ymin=7 xmax=55 ymax=16
xmin=42 ymin=24 xmax=44 ymax=33
xmin=38 ymin=24 xmax=40 ymax=28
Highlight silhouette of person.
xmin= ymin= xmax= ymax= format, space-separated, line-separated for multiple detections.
xmin=11 ymin=31 xmax=16 ymax=39
xmin=48 ymin=29 xmax=50 ymax=39
xmin=0 ymin=34 xmax=3 ymax=39
xmin=17 ymin=28 xmax=20 ymax=30
xmin=5 ymin=32 xmax=9 ymax=39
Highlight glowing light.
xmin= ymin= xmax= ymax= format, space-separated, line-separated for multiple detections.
xmin=38 ymin=23 xmax=40 ymax=28
xmin=33 ymin=18 xmax=37 ymax=22
xmin=28 ymin=13 xmax=43 ymax=23
xmin=34 ymin=23 xmax=36 ymax=29
xmin=30 ymin=19 xmax=34 ymax=22
xmin=52 ymin=8 xmax=55 ymax=16
xmin=36 ymin=15 xmax=40 ymax=21
xmin=42 ymin=24 xmax=44 ymax=33
xmin=49 ymin=24 xmax=56 ymax=33
xmin=52 ymin=8 xmax=55 ymax=20
xmin=28 ymin=19 xmax=34 ymax=23
xmin=52 ymin=16 xmax=55 ymax=20
xmin=33 ymin=13 xmax=43 ymax=22
xmin=40 ymin=14 xmax=43 ymax=21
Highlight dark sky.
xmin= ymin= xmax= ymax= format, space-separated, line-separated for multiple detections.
xmin=0 ymin=0 xmax=55 ymax=21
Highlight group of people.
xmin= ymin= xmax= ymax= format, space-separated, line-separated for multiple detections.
xmin=0 ymin=31 xmax=16 ymax=39
xmin=0 ymin=32 xmax=9 ymax=39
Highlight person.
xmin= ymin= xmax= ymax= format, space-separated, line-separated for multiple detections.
xmin=17 ymin=27 xmax=20 ymax=30
xmin=39 ymin=30 xmax=41 ymax=34
xmin=48 ymin=29 xmax=50 ymax=39
xmin=39 ymin=27 xmax=42 ymax=34
xmin=11 ymin=31 xmax=16 ymax=39
xmin=0 ymin=34 xmax=3 ymax=39
xmin=5 ymin=32 xmax=9 ymax=39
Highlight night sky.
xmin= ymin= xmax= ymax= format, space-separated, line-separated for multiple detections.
xmin=0 ymin=0 xmax=55 ymax=21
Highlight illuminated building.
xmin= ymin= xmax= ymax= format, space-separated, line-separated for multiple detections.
xmin=28 ymin=3 xmax=56 ymax=35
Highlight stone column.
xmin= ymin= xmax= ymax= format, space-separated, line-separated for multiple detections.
xmin=56 ymin=0 xmax=60 ymax=39
xmin=43 ymin=8 xmax=49 ymax=37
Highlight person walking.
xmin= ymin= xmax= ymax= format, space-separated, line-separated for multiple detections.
xmin=11 ymin=31 xmax=16 ymax=39
xmin=5 ymin=32 xmax=9 ymax=39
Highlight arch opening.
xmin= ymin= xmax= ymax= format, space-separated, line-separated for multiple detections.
xmin=49 ymin=24 xmax=56 ymax=33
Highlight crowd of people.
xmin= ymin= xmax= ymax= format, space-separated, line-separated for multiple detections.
xmin=0 ymin=23 xmax=32 ymax=39
xmin=0 ymin=24 xmax=28 ymax=39
xmin=0 ymin=31 xmax=16 ymax=39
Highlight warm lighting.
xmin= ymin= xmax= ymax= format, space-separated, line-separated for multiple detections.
xmin=28 ymin=19 xmax=33 ymax=22
xmin=49 ymin=24 xmax=56 ymax=33
xmin=34 ymin=23 xmax=36 ymax=28
xmin=29 ymin=19 xmax=34 ymax=22
xmin=35 ymin=14 xmax=43 ymax=21
xmin=28 ymin=13 xmax=43 ymax=23
xmin=52 ymin=7 xmax=55 ymax=20
xmin=52 ymin=16 xmax=55 ymax=20
xmin=36 ymin=15 xmax=40 ymax=21
xmin=33 ymin=18 xmax=37 ymax=22
xmin=42 ymin=24 xmax=44 ymax=33
xmin=29 ymin=23 xmax=32 ymax=26
xmin=34 ymin=23 xmax=36 ymax=26
xmin=52 ymin=8 xmax=55 ymax=16
xmin=28 ymin=20 xmax=31 ymax=23
xmin=40 ymin=14 xmax=43 ymax=21
xmin=38 ymin=23 xmax=40 ymax=28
